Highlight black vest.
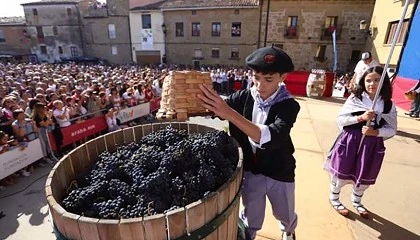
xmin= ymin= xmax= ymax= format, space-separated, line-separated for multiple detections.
xmin=226 ymin=89 xmax=300 ymax=182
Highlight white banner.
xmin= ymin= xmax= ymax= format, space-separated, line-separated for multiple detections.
xmin=43 ymin=26 xmax=55 ymax=37
xmin=0 ymin=139 xmax=44 ymax=180
xmin=141 ymin=29 xmax=153 ymax=50
xmin=117 ymin=102 xmax=150 ymax=123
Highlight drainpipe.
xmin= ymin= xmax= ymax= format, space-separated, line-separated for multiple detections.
xmin=75 ymin=4 xmax=85 ymax=56
xmin=263 ymin=0 xmax=271 ymax=47
xmin=127 ymin=13 xmax=133 ymax=63
xmin=257 ymin=0 xmax=263 ymax=48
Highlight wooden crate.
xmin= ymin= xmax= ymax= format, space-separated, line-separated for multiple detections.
xmin=156 ymin=71 xmax=213 ymax=120
xmin=46 ymin=122 xmax=242 ymax=240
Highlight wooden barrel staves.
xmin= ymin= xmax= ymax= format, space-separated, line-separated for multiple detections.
xmin=45 ymin=122 xmax=243 ymax=240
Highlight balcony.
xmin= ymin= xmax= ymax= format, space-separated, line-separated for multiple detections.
xmin=284 ymin=26 xmax=298 ymax=38
xmin=320 ymin=25 xmax=342 ymax=40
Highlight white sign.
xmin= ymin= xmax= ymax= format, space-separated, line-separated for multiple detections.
xmin=0 ymin=139 xmax=44 ymax=180
xmin=117 ymin=102 xmax=150 ymax=123
xmin=141 ymin=29 xmax=153 ymax=50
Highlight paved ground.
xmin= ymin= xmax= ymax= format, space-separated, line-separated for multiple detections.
xmin=1 ymin=96 xmax=419 ymax=240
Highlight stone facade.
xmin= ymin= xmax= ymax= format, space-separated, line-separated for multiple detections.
xmin=22 ymin=2 xmax=84 ymax=63
xmin=0 ymin=19 xmax=32 ymax=57
xmin=80 ymin=0 xmax=132 ymax=64
xmin=260 ymin=0 xmax=376 ymax=72
xmin=163 ymin=7 xmax=259 ymax=67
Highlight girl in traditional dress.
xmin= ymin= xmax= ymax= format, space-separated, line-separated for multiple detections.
xmin=327 ymin=66 xmax=397 ymax=218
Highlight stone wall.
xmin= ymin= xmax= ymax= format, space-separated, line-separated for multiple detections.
xmin=260 ymin=0 xmax=375 ymax=72
xmin=163 ymin=8 xmax=259 ymax=66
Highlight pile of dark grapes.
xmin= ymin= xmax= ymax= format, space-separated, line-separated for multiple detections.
xmin=61 ymin=127 xmax=239 ymax=219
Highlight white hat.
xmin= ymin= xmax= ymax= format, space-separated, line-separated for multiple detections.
xmin=361 ymin=52 xmax=372 ymax=60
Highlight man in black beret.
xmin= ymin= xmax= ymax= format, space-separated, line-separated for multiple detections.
xmin=199 ymin=45 xmax=299 ymax=240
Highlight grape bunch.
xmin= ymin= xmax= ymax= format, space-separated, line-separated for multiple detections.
xmin=61 ymin=126 xmax=239 ymax=219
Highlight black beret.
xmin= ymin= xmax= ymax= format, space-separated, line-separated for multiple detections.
xmin=245 ymin=45 xmax=294 ymax=73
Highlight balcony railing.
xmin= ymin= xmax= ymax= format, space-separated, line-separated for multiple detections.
xmin=284 ymin=26 xmax=298 ymax=38
xmin=320 ymin=25 xmax=342 ymax=40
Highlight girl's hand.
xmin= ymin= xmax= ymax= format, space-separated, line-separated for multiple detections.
xmin=362 ymin=126 xmax=379 ymax=136
xmin=359 ymin=110 xmax=376 ymax=121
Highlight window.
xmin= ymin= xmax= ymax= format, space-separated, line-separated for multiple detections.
xmin=231 ymin=23 xmax=241 ymax=37
xmin=53 ymin=26 xmax=58 ymax=36
xmin=325 ymin=16 xmax=338 ymax=28
xmin=212 ymin=48 xmax=220 ymax=58
xmin=194 ymin=49 xmax=203 ymax=58
xmin=321 ymin=16 xmax=338 ymax=39
xmin=40 ymin=46 xmax=47 ymax=54
xmin=315 ymin=45 xmax=326 ymax=61
xmin=385 ymin=19 xmax=409 ymax=44
xmin=32 ymin=8 xmax=38 ymax=16
xmin=192 ymin=10 xmax=197 ymax=15
xmin=234 ymin=9 xmax=240 ymax=15
xmin=231 ymin=48 xmax=239 ymax=59
xmin=175 ymin=22 xmax=184 ymax=37
xmin=288 ymin=16 xmax=298 ymax=27
xmin=108 ymin=24 xmax=116 ymax=39
xmin=58 ymin=46 xmax=63 ymax=54
xmin=142 ymin=14 xmax=151 ymax=29
xmin=212 ymin=22 xmax=221 ymax=37
xmin=111 ymin=45 xmax=118 ymax=55
xmin=67 ymin=8 xmax=72 ymax=16
xmin=0 ymin=30 xmax=5 ymax=43
xmin=285 ymin=16 xmax=298 ymax=37
xmin=192 ymin=23 xmax=200 ymax=37
xmin=36 ymin=26 xmax=44 ymax=38
xmin=70 ymin=46 xmax=78 ymax=56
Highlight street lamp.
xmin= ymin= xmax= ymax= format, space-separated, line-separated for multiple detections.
xmin=359 ymin=20 xmax=372 ymax=36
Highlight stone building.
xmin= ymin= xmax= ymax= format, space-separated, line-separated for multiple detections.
xmin=0 ymin=17 xmax=35 ymax=62
xmin=368 ymin=0 xmax=415 ymax=71
xmin=21 ymin=0 xmax=84 ymax=63
xmin=259 ymin=0 xmax=376 ymax=72
xmin=79 ymin=0 xmax=132 ymax=64
xmin=161 ymin=0 xmax=260 ymax=67
xmin=130 ymin=0 xmax=166 ymax=65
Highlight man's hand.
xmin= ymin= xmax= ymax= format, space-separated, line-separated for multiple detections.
xmin=197 ymin=84 xmax=233 ymax=120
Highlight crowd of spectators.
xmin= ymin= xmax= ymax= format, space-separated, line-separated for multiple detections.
xmin=0 ymin=62 xmax=252 ymax=189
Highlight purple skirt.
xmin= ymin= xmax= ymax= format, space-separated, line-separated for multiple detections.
xmin=329 ymin=128 xmax=386 ymax=187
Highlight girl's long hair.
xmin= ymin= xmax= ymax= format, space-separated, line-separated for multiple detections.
xmin=32 ymin=103 xmax=46 ymax=120
xmin=353 ymin=66 xmax=393 ymax=101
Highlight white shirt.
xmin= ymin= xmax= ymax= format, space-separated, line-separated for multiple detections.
xmin=134 ymin=89 xmax=145 ymax=102
xmin=106 ymin=114 xmax=119 ymax=131
xmin=248 ymin=86 xmax=284 ymax=153
xmin=337 ymin=92 xmax=397 ymax=139
xmin=354 ymin=59 xmax=380 ymax=84
xmin=53 ymin=108 xmax=71 ymax=127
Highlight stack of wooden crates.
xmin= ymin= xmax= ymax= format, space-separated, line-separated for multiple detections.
xmin=157 ymin=71 xmax=213 ymax=120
